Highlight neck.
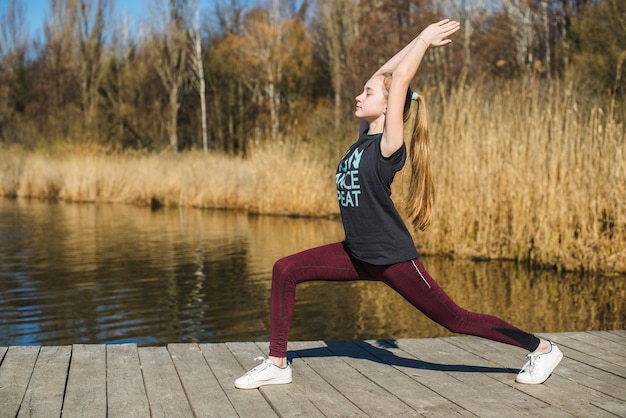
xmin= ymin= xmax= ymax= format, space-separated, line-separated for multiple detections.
xmin=367 ymin=115 xmax=385 ymax=134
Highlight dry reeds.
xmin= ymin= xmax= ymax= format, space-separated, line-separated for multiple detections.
xmin=404 ymin=78 xmax=625 ymax=273
xmin=0 ymin=141 xmax=337 ymax=217
xmin=0 ymin=79 xmax=624 ymax=273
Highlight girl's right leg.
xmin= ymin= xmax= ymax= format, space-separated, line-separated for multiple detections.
xmin=235 ymin=242 xmax=371 ymax=389
xmin=269 ymin=242 xmax=372 ymax=358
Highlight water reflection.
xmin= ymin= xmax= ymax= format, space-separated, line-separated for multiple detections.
xmin=0 ymin=198 xmax=623 ymax=346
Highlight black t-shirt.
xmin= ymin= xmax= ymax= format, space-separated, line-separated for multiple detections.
xmin=336 ymin=130 xmax=418 ymax=264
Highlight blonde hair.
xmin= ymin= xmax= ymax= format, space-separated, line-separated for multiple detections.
xmin=381 ymin=73 xmax=435 ymax=230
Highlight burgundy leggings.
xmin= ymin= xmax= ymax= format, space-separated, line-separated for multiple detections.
xmin=269 ymin=242 xmax=540 ymax=358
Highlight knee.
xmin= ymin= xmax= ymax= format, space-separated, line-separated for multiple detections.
xmin=434 ymin=311 xmax=468 ymax=335
xmin=444 ymin=321 xmax=464 ymax=334
xmin=272 ymin=256 xmax=298 ymax=283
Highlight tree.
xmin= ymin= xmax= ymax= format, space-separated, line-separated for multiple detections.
xmin=435 ymin=0 xmax=488 ymax=74
xmin=76 ymin=0 xmax=110 ymax=131
xmin=473 ymin=9 xmax=519 ymax=78
xmin=147 ymin=0 xmax=195 ymax=152
xmin=242 ymin=2 xmax=284 ymax=141
xmin=99 ymin=13 xmax=145 ymax=147
xmin=204 ymin=0 xmax=249 ymax=153
xmin=190 ymin=9 xmax=208 ymax=152
xmin=316 ymin=0 xmax=359 ymax=130
xmin=0 ymin=0 xmax=29 ymax=143
xmin=43 ymin=0 xmax=79 ymax=113
xmin=277 ymin=2 xmax=312 ymax=136
xmin=504 ymin=0 xmax=537 ymax=71
xmin=0 ymin=0 xmax=28 ymax=61
xmin=571 ymin=0 xmax=626 ymax=95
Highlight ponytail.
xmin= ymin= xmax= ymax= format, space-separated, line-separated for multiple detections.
xmin=380 ymin=74 xmax=435 ymax=230
xmin=404 ymin=91 xmax=434 ymax=231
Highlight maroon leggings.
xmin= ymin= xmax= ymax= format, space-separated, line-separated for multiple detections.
xmin=269 ymin=242 xmax=540 ymax=358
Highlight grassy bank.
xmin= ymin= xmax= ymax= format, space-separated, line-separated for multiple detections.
xmin=1 ymin=79 xmax=624 ymax=274
xmin=417 ymin=79 xmax=625 ymax=274
xmin=0 ymin=141 xmax=338 ymax=217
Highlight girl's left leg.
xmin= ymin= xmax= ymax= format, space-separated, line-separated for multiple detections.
xmin=380 ymin=259 xmax=539 ymax=350
xmin=380 ymin=259 xmax=562 ymax=383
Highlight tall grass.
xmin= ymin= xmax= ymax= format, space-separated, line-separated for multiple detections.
xmin=0 ymin=141 xmax=337 ymax=217
xmin=408 ymin=78 xmax=625 ymax=273
xmin=1 ymin=78 xmax=624 ymax=273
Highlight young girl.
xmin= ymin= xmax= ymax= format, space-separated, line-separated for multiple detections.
xmin=235 ymin=19 xmax=562 ymax=389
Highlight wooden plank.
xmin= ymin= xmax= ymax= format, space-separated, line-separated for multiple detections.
xmin=356 ymin=339 xmax=499 ymax=417
xmin=388 ymin=337 xmax=516 ymax=412
xmin=2 ymin=332 xmax=625 ymax=418
xmin=226 ymin=341 xmax=325 ymax=417
xmin=17 ymin=346 xmax=71 ymax=418
xmin=199 ymin=342 xmax=278 ymax=417
xmin=588 ymin=331 xmax=626 ymax=342
xmin=284 ymin=341 xmax=368 ymax=417
xmin=589 ymin=399 xmax=626 ymax=417
xmin=106 ymin=344 xmax=150 ymax=418
xmin=543 ymin=333 xmax=626 ymax=378
xmin=62 ymin=344 xmax=107 ymax=418
xmin=535 ymin=334 xmax=626 ymax=402
xmin=332 ymin=339 xmax=474 ymax=417
xmin=533 ymin=340 xmax=626 ymax=402
xmin=288 ymin=340 xmax=420 ymax=417
xmin=392 ymin=337 xmax=568 ymax=418
xmin=608 ymin=329 xmax=626 ymax=340
xmin=449 ymin=335 xmax=623 ymax=417
xmin=168 ymin=343 xmax=238 ymax=418
xmin=0 ymin=346 xmax=40 ymax=418
xmin=137 ymin=346 xmax=194 ymax=418
xmin=567 ymin=331 xmax=626 ymax=360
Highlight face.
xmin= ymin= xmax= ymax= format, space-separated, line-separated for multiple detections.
xmin=355 ymin=76 xmax=388 ymax=123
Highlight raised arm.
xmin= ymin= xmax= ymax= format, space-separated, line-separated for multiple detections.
xmin=380 ymin=19 xmax=460 ymax=157
xmin=371 ymin=37 xmax=422 ymax=79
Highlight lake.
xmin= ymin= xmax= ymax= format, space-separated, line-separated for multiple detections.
xmin=0 ymin=198 xmax=623 ymax=347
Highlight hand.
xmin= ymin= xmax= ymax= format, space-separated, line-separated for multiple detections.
xmin=417 ymin=19 xmax=461 ymax=48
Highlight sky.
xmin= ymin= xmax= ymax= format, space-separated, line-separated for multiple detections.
xmin=4 ymin=0 xmax=148 ymax=39
xmin=1 ymin=0 xmax=264 ymax=40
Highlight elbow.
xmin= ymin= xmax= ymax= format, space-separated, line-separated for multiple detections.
xmin=391 ymin=69 xmax=412 ymax=85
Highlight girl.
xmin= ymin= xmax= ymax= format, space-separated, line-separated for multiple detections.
xmin=235 ymin=19 xmax=562 ymax=389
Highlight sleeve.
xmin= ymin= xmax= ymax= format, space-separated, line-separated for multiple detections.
xmin=380 ymin=142 xmax=406 ymax=169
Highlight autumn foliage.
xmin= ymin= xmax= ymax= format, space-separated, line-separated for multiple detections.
xmin=0 ymin=0 xmax=623 ymax=151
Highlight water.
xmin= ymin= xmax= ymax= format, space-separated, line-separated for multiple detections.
xmin=0 ymin=198 xmax=623 ymax=347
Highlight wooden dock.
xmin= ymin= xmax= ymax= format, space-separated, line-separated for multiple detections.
xmin=1 ymin=331 xmax=624 ymax=417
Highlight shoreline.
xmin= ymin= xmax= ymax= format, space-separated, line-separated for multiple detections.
xmin=2 ymin=194 xmax=624 ymax=276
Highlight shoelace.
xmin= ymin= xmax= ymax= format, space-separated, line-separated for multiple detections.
xmin=523 ymin=353 xmax=537 ymax=374
xmin=522 ymin=341 xmax=554 ymax=375
xmin=246 ymin=357 xmax=269 ymax=376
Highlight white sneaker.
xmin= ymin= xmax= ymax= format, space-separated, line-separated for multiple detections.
xmin=234 ymin=357 xmax=292 ymax=389
xmin=516 ymin=340 xmax=563 ymax=384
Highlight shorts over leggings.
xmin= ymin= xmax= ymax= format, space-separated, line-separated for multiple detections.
xmin=269 ymin=242 xmax=540 ymax=358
